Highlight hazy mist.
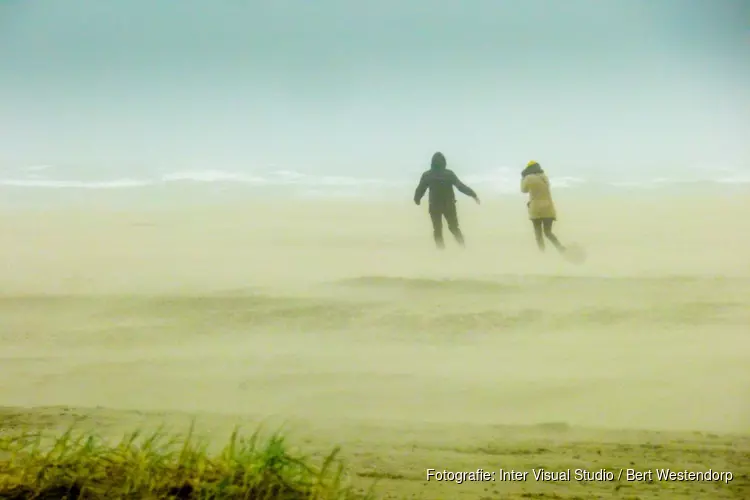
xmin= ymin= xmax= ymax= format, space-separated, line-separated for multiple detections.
xmin=1 ymin=0 xmax=748 ymax=179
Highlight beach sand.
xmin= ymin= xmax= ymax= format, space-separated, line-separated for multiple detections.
xmin=1 ymin=193 xmax=749 ymax=499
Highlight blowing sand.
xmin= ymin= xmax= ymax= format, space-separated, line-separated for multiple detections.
xmin=1 ymin=193 xmax=749 ymax=498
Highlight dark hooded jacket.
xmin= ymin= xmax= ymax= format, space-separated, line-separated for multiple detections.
xmin=414 ymin=152 xmax=477 ymax=210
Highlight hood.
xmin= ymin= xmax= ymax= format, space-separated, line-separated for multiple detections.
xmin=431 ymin=152 xmax=447 ymax=170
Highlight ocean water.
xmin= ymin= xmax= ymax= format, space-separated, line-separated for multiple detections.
xmin=3 ymin=1 xmax=747 ymax=210
xmin=0 ymin=163 xmax=748 ymax=209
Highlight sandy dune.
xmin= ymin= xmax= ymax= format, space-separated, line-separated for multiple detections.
xmin=1 ymin=193 xmax=749 ymax=498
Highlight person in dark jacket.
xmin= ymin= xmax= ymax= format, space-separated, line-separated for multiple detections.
xmin=414 ymin=152 xmax=480 ymax=249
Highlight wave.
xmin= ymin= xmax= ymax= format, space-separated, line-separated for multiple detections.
xmin=0 ymin=169 xmax=413 ymax=191
xmin=715 ymin=173 xmax=750 ymax=184
xmin=1 ymin=166 xmax=748 ymax=192
xmin=0 ymin=178 xmax=153 ymax=189
xmin=161 ymin=170 xmax=267 ymax=184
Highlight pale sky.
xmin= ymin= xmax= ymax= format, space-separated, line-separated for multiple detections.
xmin=1 ymin=0 xmax=748 ymax=179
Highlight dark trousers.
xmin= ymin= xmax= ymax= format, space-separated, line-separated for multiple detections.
xmin=532 ymin=218 xmax=565 ymax=252
xmin=429 ymin=203 xmax=464 ymax=249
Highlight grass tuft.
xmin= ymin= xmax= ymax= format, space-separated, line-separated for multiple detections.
xmin=0 ymin=424 xmax=376 ymax=499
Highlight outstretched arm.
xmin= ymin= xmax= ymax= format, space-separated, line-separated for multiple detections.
xmin=414 ymin=173 xmax=428 ymax=205
xmin=450 ymin=172 xmax=478 ymax=200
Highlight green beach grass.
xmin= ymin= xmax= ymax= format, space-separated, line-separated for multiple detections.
xmin=0 ymin=425 xmax=375 ymax=499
